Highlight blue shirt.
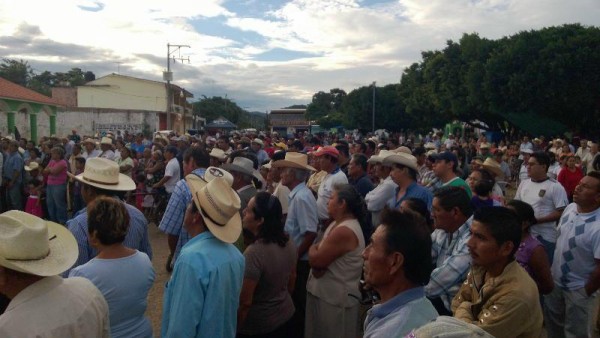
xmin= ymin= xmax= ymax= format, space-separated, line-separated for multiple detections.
xmin=3 ymin=152 xmax=23 ymax=183
xmin=161 ymin=231 xmax=245 ymax=338
xmin=350 ymin=173 xmax=375 ymax=198
xmin=65 ymin=199 xmax=153 ymax=276
xmin=159 ymin=168 xmax=206 ymax=263
xmin=69 ymin=251 xmax=155 ymax=338
xmin=387 ymin=181 xmax=433 ymax=210
xmin=364 ymin=287 xmax=438 ymax=338
xmin=285 ymin=182 xmax=318 ymax=261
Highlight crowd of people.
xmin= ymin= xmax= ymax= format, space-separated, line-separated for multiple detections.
xmin=0 ymin=127 xmax=599 ymax=338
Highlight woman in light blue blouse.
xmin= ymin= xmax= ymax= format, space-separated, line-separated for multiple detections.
xmin=69 ymin=196 xmax=155 ymax=338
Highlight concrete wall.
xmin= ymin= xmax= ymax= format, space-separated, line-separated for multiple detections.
xmin=78 ymin=74 xmax=167 ymax=111
xmin=55 ymin=109 xmax=159 ymax=138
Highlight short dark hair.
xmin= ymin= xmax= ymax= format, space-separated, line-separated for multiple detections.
xmin=401 ymin=198 xmax=433 ymax=232
xmin=165 ymin=146 xmax=178 ymax=156
xmin=473 ymin=169 xmax=495 ymax=197
xmin=366 ymin=140 xmax=376 ymax=152
xmin=272 ymin=150 xmax=286 ymax=162
xmin=351 ymin=153 xmax=368 ymax=171
xmin=335 ymin=144 xmax=349 ymax=158
xmin=291 ymin=140 xmax=303 ymax=151
xmin=586 ymin=171 xmax=600 ymax=191
xmin=251 ymin=192 xmax=288 ymax=247
xmin=506 ymin=199 xmax=537 ymax=229
xmin=531 ymin=151 xmax=550 ymax=171
xmin=87 ymin=196 xmax=130 ymax=245
xmin=473 ymin=207 xmax=521 ymax=258
xmin=413 ymin=147 xmax=426 ymax=157
xmin=380 ymin=209 xmax=433 ymax=285
xmin=434 ymin=186 xmax=473 ymax=218
xmin=183 ymin=147 xmax=209 ymax=168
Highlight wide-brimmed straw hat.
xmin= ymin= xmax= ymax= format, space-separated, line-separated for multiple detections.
xmin=69 ymin=157 xmax=135 ymax=191
xmin=368 ymin=150 xmax=394 ymax=164
xmin=25 ymin=162 xmax=40 ymax=171
xmin=100 ymin=137 xmax=113 ymax=145
xmin=185 ymin=175 xmax=242 ymax=243
xmin=271 ymin=152 xmax=316 ymax=171
xmin=482 ymin=157 xmax=504 ymax=178
xmin=222 ymin=157 xmax=256 ymax=177
xmin=209 ymin=148 xmax=227 ymax=161
xmin=382 ymin=152 xmax=419 ymax=171
xmin=406 ymin=316 xmax=494 ymax=337
xmin=82 ymin=138 xmax=96 ymax=146
xmin=0 ymin=210 xmax=78 ymax=276
xmin=203 ymin=166 xmax=234 ymax=187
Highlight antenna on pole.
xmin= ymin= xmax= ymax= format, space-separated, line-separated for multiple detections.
xmin=114 ymin=62 xmax=123 ymax=74
xmin=165 ymin=43 xmax=191 ymax=131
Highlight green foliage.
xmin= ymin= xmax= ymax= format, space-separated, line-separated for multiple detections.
xmin=306 ymin=88 xmax=347 ymax=121
xmin=193 ymin=96 xmax=259 ymax=128
xmin=0 ymin=59 xmax=32 ymax=87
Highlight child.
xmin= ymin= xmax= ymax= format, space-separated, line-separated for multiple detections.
xmin=71 ymin=157 xmax=86 ymax=215
xmin=25 ymin=179 xmax=43 ymax=217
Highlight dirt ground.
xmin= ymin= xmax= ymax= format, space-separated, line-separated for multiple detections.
xmin=144 ymin=222 xmax=170 ymax=335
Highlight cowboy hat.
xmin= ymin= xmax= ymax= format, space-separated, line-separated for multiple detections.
xmin=367 ymin=150 xmax=394 ymax=164
xmin=203 ymin=166 xmax=234 ymax=187
xmin=382 ymin=152 xmax=419 ymax=171
xmin=69 ymin=157 xmax=136 ymax=191
xmin=482 ymin=157 xmax=504 ymax=178
xmin=100 ymin=137 xmax=113 ymax=145
xmin=185 ymin=175 xmax=242 ymax=243
xmin=274 ymin=142 xmax=288 ymax=150
xmin=424 ymin=142 xmax=437 ymax=150
xmin=0 ymin=210 xmax=78 ymax=276
xmin=271 ymin=152 xmax=316 ymax=171
xmin=24 ymin=162 xmax=40 ymax=171
xmin=251 ymin=138 xmax=264 ymax=147
xmin=209 ymin=148 xmax=227 ymax=161
xmin=408 ymin=316 xmax=494 ymax=338
xmin=393 ymin=146 xmax=412 ymax=155
xmin=222 ymin=157 xmax=255 ymax=177
xmin=82 ymin=138 xmax=96 ymax=146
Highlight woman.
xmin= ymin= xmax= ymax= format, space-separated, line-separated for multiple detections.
xmin=507 ymin=200 xmax=554 ymax=295
xmin=237 ymin=192 xmax=297 ymax=338
xmin=558 ymin=154 xmax=584 ymax=202
xmin=25 ymin=147 xmax=42 ymax=166
xmin=400 ymin=197 xmax=433 ymax=232
xmin=117 ymin=146 xmax=134 ymax=177
xmin=43 ymin=146 xmax=68 ymax=224
xmin=144 ymin=150 xmax=165 ymax=188
xmin=69 ymin=197 xmax=155 ymax=338
xmin=467 ymin=169 xmax=501 ymax=210
xmin=305 ymin=184 xmax=365 ymax=338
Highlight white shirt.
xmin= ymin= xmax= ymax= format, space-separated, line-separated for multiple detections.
xmin=547 ymin=163 xmax=562 ymax=180
xmin=164 ymin=157 xmax=181 ymax=193
xmin=99 ymin=149 xmax=115 ymax=161
xmin=316 ymin=168 xmax=348 ymax=220
xmin=0 ymin=276 xmax=109 ymax=338
xmin=83 ymin=149 xmax=101 ymax=159
xmin=515 ymin=178 xmax=569 ymax=242
xmin=273 ymin=181 xmax=291 ymax=214
xmin=365 ymin=176 xmax=397 ymax=226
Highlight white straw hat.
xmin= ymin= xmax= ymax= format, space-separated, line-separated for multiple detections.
xmin=69 ymin=157 xmax=135 ymax=191
xmin=222 ymin=156 xmax=256 ymax=177
xmin=209 ymin=148 xmax=228 ymax=161
xmin=271 ymin=152 xmax=316 ymax=171
xmin=368 ymin=150 xmax=394 ymax=164
xmin=25 ymin=162 xmax=40 ymax=171
xmin=382 ymin=152 xmax=419 ymax=171
xmin=0 ymin=210 xmax=78 ymax=276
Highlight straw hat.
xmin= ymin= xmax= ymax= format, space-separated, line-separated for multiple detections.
xmin=382 ymin=152 xmax=419 ymax=171
xmin=24 ymin=162 xmax=40 ymax=171
xmin=394 ymin=146 xmax=412 ymax=155
xmin=482 ymin=157 xmax=504 ymax=178
xmin=100 ymin=137 xmax=113 ymax=145
xmin=69 ymin=157 xmax=135 ymax=191
xmin=0 ymin=210 xmax=78 ymax=276
xmin=82 ymin=138 xmax=96 ymax=146
xmin=274 ymin=142 xmax=288 ymax=151
xmin=367 ymin=150 xmax=394 ymax=164
xmin=424 ymin=142 xmax=437 ymax=150
xmin=203 ymin=166 xmax=234 ymax=187
xmin=209 ymin=148 xmax=227 ymax=162
xmin=407 ymin=316 xmax=494 ymax=338
xmin=252 ymin=138 xmax=264 ymax=147
xmin=185 ymin=175 xmax=242 ymax=243
xmin=222 ymin=157 xmax=256 ymax=177
xmin=271 ymin=152 xmax=316 ymax=171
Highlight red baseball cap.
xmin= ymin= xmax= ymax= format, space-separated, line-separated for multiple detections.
xmin=313 ymin=146 xmax=339 ymax=158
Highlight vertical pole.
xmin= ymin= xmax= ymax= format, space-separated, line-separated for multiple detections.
xmin=30 ymin=112 xmax=37 ymax=144
xmin=166 ymin=43 xmax=171 ymax=131
xmin=372 ymin=81 xmax=376 ymax=133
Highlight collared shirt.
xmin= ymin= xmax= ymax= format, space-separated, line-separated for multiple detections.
xmin=0 ymin=276 xmax=110 ymax=338
xmin=273 ymin=181 xmax=290 ymax=214
xmin=365 ymin=176 xmax=397 ymax=226
xmin=350 ymin=173 xmax=375 ymax=198
xmin=387 ymin=181 xmax=433 ymax=210
xmin=3 ymin=151 xmax=23 ymax=183
xmin=65 ymin=199 xmax=153 ymax=276
xmin=285 ymin=182 xmax=318 ymax=260
xmin=159 ymin=168 xmax=206 ymax=263
xmin=83 ymin=149 xmax=101 ymax=159
xmin=316 ymin=167 xmax=348 ymax=220
xmin=364 ymin=287 xmax=438 ymax=338
xmin=425 ymin=216 xmax=473 ymax=311
xmin=161 ymin=231 xmax=245 ymax=338
xmin=99 ymin=149 xmax=115 ymax=161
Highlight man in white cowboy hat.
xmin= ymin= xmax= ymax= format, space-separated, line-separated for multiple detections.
xmin=384 ymin=152 xmax=433 ymax=211
xmin=272 ymin=152 xmax=317 ymax=338
xmin=81 ymin=138 xmax=101 ymax=159
xmin=161 ymin=175 xmax=244 ymax=338
xmin=159 ymin=147 xmax=212 ymax=269
xmin=98 ymin=136 xmax=115 ymax=160
xmin=223 ymin=156 xmax=259 ymax=214
xmin=250 ymin=138 xmax=269 ymax=165
xmin=365 ymin=150 xmax=397 ymax=227
xmin=64 ymin=158 xmax=152 ymax=276
xmin=0 ymin=210 xmax=110 ymax=337
xmin=209 ymin=147 xmax=228 ymax=167
xmin=2 ymin=140 xmax=24 ymax=211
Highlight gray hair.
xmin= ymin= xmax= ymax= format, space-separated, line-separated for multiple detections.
xmin=291 ymin=168 xmax=311 ymax=182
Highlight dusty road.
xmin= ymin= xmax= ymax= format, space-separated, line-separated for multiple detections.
xmin=144 ymin=222 xmax=170 ymax=335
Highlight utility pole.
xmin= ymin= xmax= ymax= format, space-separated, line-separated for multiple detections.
xmin=372 ymin=81 xmax=376 ymax=133
xmin=165 ymin=43 xmax=190 ymax=131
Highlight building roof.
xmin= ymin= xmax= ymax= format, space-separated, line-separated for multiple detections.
xmin=0 ymin=77 xmax=58 ymax=106
xmin=87 ymin=73 xmax=193 ymax=98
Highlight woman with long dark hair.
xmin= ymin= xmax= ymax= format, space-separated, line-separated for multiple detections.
xmin=237 ymin=192 xmax=297 ymax=338
xmin=305 ymin=184 xmax=366 ymax=338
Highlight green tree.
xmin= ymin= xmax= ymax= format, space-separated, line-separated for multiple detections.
xmin=193 ymin=96 xmax=250 ymax=127
xmin=0 ymin=59 xmax=33 ymax=87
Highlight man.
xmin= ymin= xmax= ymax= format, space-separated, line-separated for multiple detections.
xmin=217 ymin=135 xmax=233 ymax=155
xmin=451 ymin=206 xmax=543 ymax=338
xmin=431 ymin=151 xmax=472 ymax=197
xmin=365 ymin=150 xmax=397 ymax=227
xmin=159 ymin=147 xmax=210 ymax=267
xmin=313 ymin=146 xmax=348 ymax=224
xmin=223 ymin=156 xmax=258 ymax=212
xmin=65 ymin=158 xmax=152 ymax=275
xmin=335 ymin=141 xmax=351 ymax=177
xmin=413 ymin=147 xmax=429 ymax=182
xmin=98 ymin=137 xmax=115 ymax=160
xmin=131 ymin=133 xmax=146 ymax=155
xmin=161 ymin=175 xmax=245 ymax=338
xmin=363 ymin=210 xmax=438 ymax=337
xmin=2 ymin=141 xmax=23 ymax=210
xmin=209 ymin=147 xmax=227 ymax=167
xmin=384 ymin=152 xmax=432 ymax=210
xmin=69 ymin=129 xmax=81 ymax=143
xmin=348 ymin=153 xmax=375 ymax=198
xmin=153 ymin=146 xmax=181 ymax=198
xmin=494 ymin=150 xmax=511 ymax=179
xmin=545 ymin=172 xmax=600 ymax=337
xmin=82 ymin=138 xmax=100 ymax=159
xmin=272 ymin=152 xmax=318 ymax=338
xmin=519 ymin=136 xmax=533 ymax=157
xmin=514 ymin=151 xmax=568 ymax=263
xmin=0 ymin=210 xmax=109 ymax=337
xmin=426 ymin=186 xmax=473 ymax=315
xmin=517 ymin=148 xmax=533 ymax=183
xmin=249 ymin=138 xmax=269 ymax=165
xmin=585 ymin=141 xmax=599 ymax=174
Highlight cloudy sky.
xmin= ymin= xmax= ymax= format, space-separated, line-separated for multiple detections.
xmin=0 ymin=0 xmax=598 ymax=112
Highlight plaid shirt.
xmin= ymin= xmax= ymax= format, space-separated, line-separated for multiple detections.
xmin=425 ymin=216 xmax=472 ymax=311
xmin=159 ymin=168 xmax=206 ymax=263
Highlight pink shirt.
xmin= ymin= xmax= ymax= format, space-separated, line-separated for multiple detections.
xmin=47 ymin=159 xmax=68 ymax=185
